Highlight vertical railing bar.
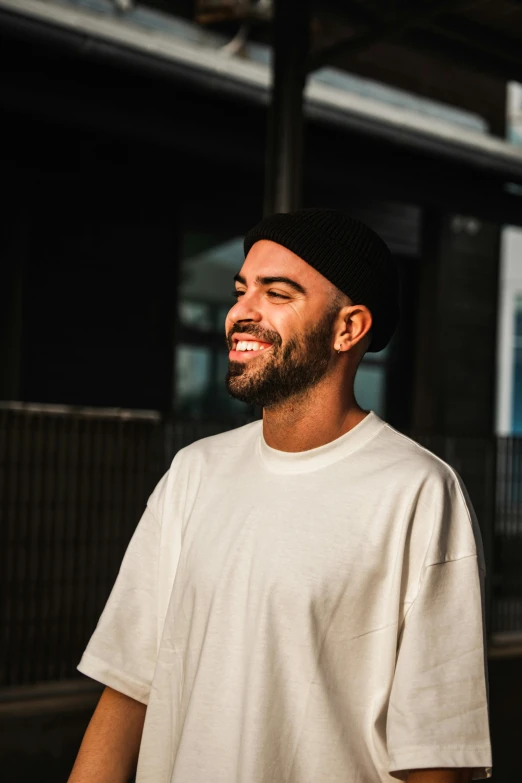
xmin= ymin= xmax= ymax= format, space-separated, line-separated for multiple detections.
xmin=9 ymin=409 xmax=23 ymax=686
xmin=19 ymin=409 xmax=31 ymax=684
xmin=123 ymin=419 xmax=136 ymax=575
xmin=102 ymin=419 xmax=116 ymax=619
xmin=0 ymin=409 xmax=14 ymax=686
xmin=114 ymin=418 xmax=126 ymax=605
xmin=53 ymin=413 xmax=67 ymax=680
xmin=66 ymin=414 xmax=82 ymax=678
xmin=47 ymin=412 xmax=60 ymax=680
xmin=38 ymin=411 xmax=56 ymax=682
xmin=75 ymin=415 xmax=93 ymax=676
xmin=71 ymin=413 xmax=85 ymax=677
xmin=93 ymin=416 xmax=108 ymax=632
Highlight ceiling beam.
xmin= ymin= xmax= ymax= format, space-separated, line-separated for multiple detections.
xmin=306 ymin=0 xmax=485 ymax=73
xmin=404 ymin=26 xmax=522 ymax=85
xmin=310 ymin=35 xmax=506 ymax=127
xmin=426 ymin=15 xmax=522 ymax=73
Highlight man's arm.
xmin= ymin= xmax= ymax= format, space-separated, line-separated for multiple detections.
xmin=407 ymin=770 xmax=473 ymax=782
xmin=68 ymin=686 xmax=147 ymax=783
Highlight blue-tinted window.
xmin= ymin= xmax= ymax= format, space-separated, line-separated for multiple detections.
xmin=176 ymin=234 xmax=255 ymax=419
xmin=354 ymin=363 xmax=386 ymax=417
xmin=512 ymin=295 xmax=522 ymax=433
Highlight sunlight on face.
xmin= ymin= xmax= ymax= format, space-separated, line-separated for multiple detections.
xmin=225 ymin=240 xmax=337 ymax=346
xmin=224 ymin=241 xmax=343 ymax=407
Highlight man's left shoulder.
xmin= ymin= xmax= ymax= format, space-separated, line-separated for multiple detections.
xmin=376 ymin=421 xmax=485 ymax=567
xmin=374 ymin=420 xmax=461 ymax=488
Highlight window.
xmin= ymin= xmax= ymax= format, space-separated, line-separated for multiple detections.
xmin=355 ymin=352 xmax=388 ymax=417
xmin=175 ymin=234 xmax=257 ymax=421
xmin=512 ymin=295 xmax=522 ymax=434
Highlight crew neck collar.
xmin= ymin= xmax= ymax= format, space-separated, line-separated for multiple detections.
xmin=256 ymin=411 xmax=384 ymax=474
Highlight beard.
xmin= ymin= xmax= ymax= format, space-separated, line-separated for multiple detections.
xmin=225 ymin=308 xmax=338 ymax=409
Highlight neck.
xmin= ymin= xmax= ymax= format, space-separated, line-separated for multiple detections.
xmin=261 ymin=370 xmax=368 ymax=452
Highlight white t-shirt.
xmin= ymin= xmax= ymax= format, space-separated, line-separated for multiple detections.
xmin=78 ymin=412 xmax=492 ymax=782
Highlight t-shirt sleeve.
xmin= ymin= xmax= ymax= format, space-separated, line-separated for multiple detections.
xmin=77 ymin=478 xmax=166 ymax=705
xmin=387 ymin=553 xmax=492 ymax=780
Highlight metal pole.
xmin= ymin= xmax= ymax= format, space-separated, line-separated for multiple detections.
xmin=263 ymin=0 xmax=309 ymax=215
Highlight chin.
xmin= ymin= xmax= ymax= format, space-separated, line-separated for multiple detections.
xmin=226 ymin=383 xmax=254 ymax=405
xmin=227 ymin=360 xmax=248 ymax=378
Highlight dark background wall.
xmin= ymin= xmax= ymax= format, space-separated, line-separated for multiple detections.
xmin=1 ymin=16 xmax=522 ymax=783
xmin=3 ymin=125 xmax=178 ymax=411
xmin=1 ymin=31 xmax=424 ymax=426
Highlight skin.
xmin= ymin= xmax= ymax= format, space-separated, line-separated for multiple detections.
xmin=68 ymin=686 xmax=146 ymax=783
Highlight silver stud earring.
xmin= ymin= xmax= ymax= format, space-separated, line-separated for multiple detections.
xmin=337 ymin=346 xmax=342 ymax=354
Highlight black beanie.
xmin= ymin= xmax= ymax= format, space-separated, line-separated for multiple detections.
xmin=244 ymin=208 xmax=400 ymax=353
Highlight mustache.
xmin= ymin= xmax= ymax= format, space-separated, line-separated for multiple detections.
xmin=226 ymin=325 xmax=282 ymax=350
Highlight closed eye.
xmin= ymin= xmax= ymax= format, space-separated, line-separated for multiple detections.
xmin=231 ymin=289 xmax=290 ymax=300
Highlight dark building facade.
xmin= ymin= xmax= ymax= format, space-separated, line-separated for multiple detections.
xmin=2 ymin=8 xmax=519 ymax=436
xmin=3 ymin=3 xmax=522 ymax=782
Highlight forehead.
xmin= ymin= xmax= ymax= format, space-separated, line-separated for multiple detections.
xmin=240 ymin=240 xmax=332 ymax=294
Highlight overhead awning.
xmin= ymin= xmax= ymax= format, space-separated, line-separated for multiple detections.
xmin=2 ymin=0 xmax=522 ymax=184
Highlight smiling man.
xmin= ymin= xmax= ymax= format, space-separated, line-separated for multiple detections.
xmin=70 ymin=209 xmax=492 ymax=783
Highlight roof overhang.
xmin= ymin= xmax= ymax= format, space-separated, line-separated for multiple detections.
xmin=2 ymin=0 xmax=522 ymax=186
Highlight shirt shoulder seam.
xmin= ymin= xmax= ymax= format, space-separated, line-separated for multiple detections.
xmin=382 ymin=423 xmax=481 ymax=576
xmin=382 ymin=423 xmax=473 ymax=499
xmin=400 ymin=553 xmax=483 ymax=629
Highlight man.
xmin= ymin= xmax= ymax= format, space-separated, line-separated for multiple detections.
xmin=70 ymin=209 xmax=492 ymax=783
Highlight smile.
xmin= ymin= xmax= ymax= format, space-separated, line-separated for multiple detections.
xmin=229 ymin=336 xmax=273 ymax=360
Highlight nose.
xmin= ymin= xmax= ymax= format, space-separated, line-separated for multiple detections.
xmin=227 ymin=291 xmax=263 ymax=326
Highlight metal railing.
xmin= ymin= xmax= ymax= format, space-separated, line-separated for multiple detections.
xmin=1 ymin=403 xmax=522 ymax=688
xmin=0 ymin=403 xmax=163 ymax=687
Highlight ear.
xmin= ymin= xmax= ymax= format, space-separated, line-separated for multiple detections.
xmin=334 ymin=305 xmax=373 ymax=353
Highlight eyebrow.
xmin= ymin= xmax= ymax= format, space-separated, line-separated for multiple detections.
xmin=233 ymin=273 xmax=307 ymax=296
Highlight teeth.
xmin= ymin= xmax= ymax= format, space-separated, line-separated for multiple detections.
xmin=235 ymin=340 xmax=264 ymax=352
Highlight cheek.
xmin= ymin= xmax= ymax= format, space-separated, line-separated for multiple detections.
xmin=270 ymin=305 xmax=306 ymax=339
xmin=288 ymin=301 xmax=306 ymax=322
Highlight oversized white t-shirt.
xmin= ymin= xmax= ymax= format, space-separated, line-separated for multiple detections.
xmin=78 ymin=412 xmax=492 ymax=782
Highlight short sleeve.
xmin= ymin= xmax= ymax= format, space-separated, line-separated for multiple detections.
xmin=387 ymin=555 xmax=492 ymax=780
xmin=77 ymin=498 xmax=162 ymax=705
